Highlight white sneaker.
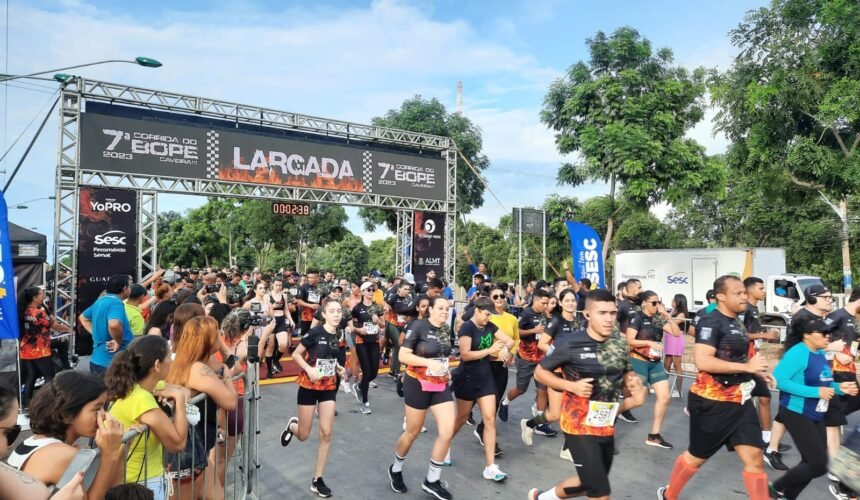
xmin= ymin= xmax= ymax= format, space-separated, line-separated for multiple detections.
xmin=340 ymin=380 xmax=352 ymax=394
xmin=671 ymin=390 xmax=681 ymax=398
xmin=402 ymin=416 xmax=427 ymax=433
xmin=369 ymin=381 xmax=378 ymax=388
xmin=360 ymin=403 xmax=372 ymax=415
xmin=559 ymin=447 xmax=573 ymax=462
xmin=520 ymin=419 xmax=534 ymax=446
xmin=482 ymin=463 xmax=507 ymax=482
xmin=649 ymin=388 xmax=655 ymax=394
xmin=352 ymin=383 xmax=362 ymax=404
xmin=530 ymin=403 xmax=539 ymax=417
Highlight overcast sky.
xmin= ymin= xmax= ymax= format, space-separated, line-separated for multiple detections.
xmin=2 ymin=0 xmax=763 ymax=250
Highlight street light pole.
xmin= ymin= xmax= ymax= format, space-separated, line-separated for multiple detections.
xmin=0 ymin=57 xmax=162 ymax=82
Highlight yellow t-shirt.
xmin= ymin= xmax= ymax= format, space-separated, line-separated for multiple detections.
xmin=109 ymin=384 xmax=163 ymax=481
xmin=490 ymin=312 xmax=520 ymax=356
xmin=124 ymin=301 xmax=145 ymax=336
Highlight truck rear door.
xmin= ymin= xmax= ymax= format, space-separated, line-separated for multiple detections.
xmin=691 ymin=258 xmax=717 ymax=308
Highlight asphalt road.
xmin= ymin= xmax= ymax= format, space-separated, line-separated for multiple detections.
xmin=249 ymin=369 xmax=857 ymax=500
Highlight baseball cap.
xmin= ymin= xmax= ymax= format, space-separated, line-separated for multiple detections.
xmin=360 ymin=281 xmax=375 ymax=292
xmin=403 ymin=273 xmax=416 ymax=285
xmin=472 ymin=297 xmax=499 ymax=315
xmin=805 ymin=284 xmax=830 ymax=300
xmin=792 ymin=316 xmax=833 ymax=337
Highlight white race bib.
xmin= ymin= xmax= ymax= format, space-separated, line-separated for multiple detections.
xmin=315 ymin=358 xmax=337 ymax=378
xmin=648 ymin=348 xmax=663 ymax=359
xmin=289 ymin=287 xmax=298 ymax=296
xmin=825 ymin=351 xmax=835 ymax=361
xmin=740 ymin=380 xmax=755 ymax=404
xmin=585 ymin=401 xmax=620 ymax=428
xmin=364 ymin=322 xmax=379 ymax=335
xmin=815 ymin=398 xmax=829 ymax=413
xmin=851 ymin=341 xmax=858 ymax=357
xmin=397 ymin=315 xmax=406 ymax=323
xmin=754 ymin=339 xmax=763 ymax=350
xmin=535 ymin=333 xmax=542 ymax=340
xmin=426 ymin=357 xmax=449 ymax=377
xmin=308 ymin=291 xmax=321 ymax=303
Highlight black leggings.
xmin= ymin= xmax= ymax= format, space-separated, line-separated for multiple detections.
xmin=476 ymin=361 xmax=508 ymax=436
xmin=22 ymin=357 xmax=56 ymax=407
xmin=355 ymin=342 xmax=379 ymax=404
xmin=773 ymin=408 xmax=828 ymax=500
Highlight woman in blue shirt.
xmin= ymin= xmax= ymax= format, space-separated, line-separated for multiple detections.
xmin=770 ymin=317 xmax=859 ymax=500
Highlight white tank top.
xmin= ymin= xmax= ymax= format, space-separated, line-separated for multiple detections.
xmin=7 ymin=436 xmax=63 ymax=470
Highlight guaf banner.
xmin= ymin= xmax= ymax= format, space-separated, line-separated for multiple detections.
xmin=412 ymin=212 xmax=445 ymax=278
xmin=75 ymin=187 xmax=137 ymax=353
xmin=78 ymin=110 xmax=448 ymax=202
xmin=565 ymin=221 xmax=605 ymax=289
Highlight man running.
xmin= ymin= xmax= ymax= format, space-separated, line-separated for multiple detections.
xmin=625 ymin=290 xmax=681 ymax=449
xmin=658 ymin=275 xmax=773 ymax=500
xmin=498 ymin=288 xmax=557 ymax=437
xmin=527 ymin=289 xmax=647 ymax=500
xmin=297 ymin=270 xmax=324 ymax=336
xmin=615 ymin=278 xmax=642 ymax=424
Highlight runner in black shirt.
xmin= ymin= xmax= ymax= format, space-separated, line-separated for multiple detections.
xmin=350 ymin=282 xmax=385 ymax=414
xmin=616 ymin=278 xmax=642 ymax=333
xmin=296 ymin=271 xmax=325 ymax=336
xmin=388 ymin=297 xmax=455 ymax=499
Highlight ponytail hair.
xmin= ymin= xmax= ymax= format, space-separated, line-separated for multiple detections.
xmin=105 ymin=335 xmax=170 ymax=400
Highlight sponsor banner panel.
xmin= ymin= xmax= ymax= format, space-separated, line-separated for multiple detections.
xmin=75 ymin=187 xmax=138 ymax=352
xmin=412 ymin=211 xmax=445 ymax=278
xmin=79 ymin=111 xmax=448 ymax=202
xmin=565 ymin=221 xmax=605 ymax=289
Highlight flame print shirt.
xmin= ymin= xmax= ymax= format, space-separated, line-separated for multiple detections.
xmin=518 ymin=307 xmax=547 ymax=362
xmin=825 ymin=308 xmax=858 ymax=382
xmin=296 ymin=326 xmax=340 ymax=391
xmin=540 ymin=329 xmax=632 ymax=436
xmin=21 ymin=307 xmax=52 ymax=360
xmin=690 ymin=310 xmax=752 ymax=403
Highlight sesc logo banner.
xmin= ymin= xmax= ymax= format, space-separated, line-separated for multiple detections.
xmin=565 ymin=221 xmax=605 ymax=288
xmin=0 ymin=193 xmax=18 ymax=339
xmin=667 ymin=273 xmax=689 ymax=285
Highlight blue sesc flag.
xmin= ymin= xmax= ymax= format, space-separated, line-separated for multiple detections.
xmin=565 ymin=221 xmax=605 ymax=289
xmin=0 ymin=193 xmax=17 ymax=339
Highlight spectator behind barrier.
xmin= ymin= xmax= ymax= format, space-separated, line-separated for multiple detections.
xmin=144 ymin=300 xmax=178 ymax=339
xmin=6 ymin=371 xmax=124 ymax=500
xmin=170 ymin=303 xmax=206 ymax=354
xmin=78 ymin=274 xmax=134 ymax=375
xmin=106 ymin=335 xmax=189 ymax=500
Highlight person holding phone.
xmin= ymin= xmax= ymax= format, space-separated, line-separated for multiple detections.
xmin=105 ymin=336 xmax=189 ymax=500
xmin=7 ymin=371 xmax=125 ymax=500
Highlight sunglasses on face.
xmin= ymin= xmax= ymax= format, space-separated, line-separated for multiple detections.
xmin=1 ymin=424 xmax=21 ymax=446
xmin=646 ymin=300 xmax=662 ymax=306
xmin=491 ymin=294 xmax=505 ymax=300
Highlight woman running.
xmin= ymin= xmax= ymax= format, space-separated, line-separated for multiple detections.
xmin=769 ymin=317 xmax=859 ymax=500
xmin=280 ymin=299 xmax=346 ymax=498
xmin=524 ymin=288 xmax=580 ymax=458
xmin=351 ymin=282 xmax=385 ymax=414
xmin=450 ymin=297 xmax=513 ymax=482
xmin=263 ymin=277 xmax=295 ymax=376
xmin=388 ymin=296 xmax=455 ymax=500
xmin=106 ymin=335 xmax=189 ymax=499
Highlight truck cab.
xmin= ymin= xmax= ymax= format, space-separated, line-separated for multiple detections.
xmin=762 ymin=274 xmax=825 ymax=325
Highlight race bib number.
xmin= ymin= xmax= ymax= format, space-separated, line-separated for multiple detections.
xmin=308 ymin=291 xmax=321 ymax=303
xmin=290 ymin=288 xmax=298 ymax=296
xmin=315 ymin=358 xmax=337 ymax=378
xmin=754 ymin=339 xmax=763 ymax=350
xmin=585 ymin=401 xmax=620 ymax=428
xmin=535 ymin=333 xmax=542 ymax=340
xmin=815 ymin=398 xmax=829 ymax=413
xmin=426 ymin=357 xmax=449 ymax=377
xmin=740 ymin=380 xmax=755 ymax=405
xmin=363 ymin=322 xmax=379 ymax=335
xmin=851 ymin=341 xmax=858 ymax=358
xmin=397 ymin=315 xmax=406 ymax=323
xmin=825 ymin=351 xmax=835 ymax=361
xmin=648 ymin=347 xmax=663 ymax=359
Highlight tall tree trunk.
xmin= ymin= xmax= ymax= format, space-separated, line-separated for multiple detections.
xmin=603 ymin=173 xmax=617 ymax=267
xmin=839 ymin=197 xmax=852 ymax=293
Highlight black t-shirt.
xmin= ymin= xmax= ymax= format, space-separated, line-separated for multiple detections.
xmin=617 ymin=299 xmax=634 ymax=332
xmin=692 ymin=307 xmax=711 ymax=334
xmin=545 ymin=315 xmax=579 ymax=343
xmin=415 ymin=281 xmax=430 ymax=295
xmin=827 ymin=308 xmax=858 ymax=345
xmin=298 ymin=283 xmax=324 ymax=322
xmin=576 ymin=289 xmax=588 ymax=312
xmin=300 ymin=326 xmax=340 ymax=362
xmin=696 ymin=310 xmax=749 ymax=366
xmin=628 ymin=311 xmax=664 ymax=362
xmin=741 ymin=303 xmax=762 ymax=334
xmin=351 ymin=302 xmax=380 ymax=340
xmin=457 ymin=320 xmax=498 ymax=376
xmin=403 ymin=319 xmax=453 ymax=359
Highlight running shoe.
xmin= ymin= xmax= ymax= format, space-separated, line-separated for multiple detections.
xmin=352 ymin=383 xmax=362 ymax=404
xmin=768 ymin=483 xmax=787 ymax=500
xmin=645 ymin=434 xmax=674 ymax=449
xmin=388 ymin=370 xmax=398 ymax=379
xmin=828 ymin=473 xmax=839 ymax=482
xmin=764 ymin=442 xmax=793 ymax=453
xmin=828 ymin=484 xmax=850 ymax=500
xmin=482 ymin=464 xmax=507 ymax=482
xmin=533 ymin=424 xmax=558 ymax=437
xmin=528 ymin=488 xmax=541 ymax=500
xmin=370 ymin=381 xmax=378 ymax=388
xmin=388 ymin=465 xmax=407 ymax=494
xmin=382 ymin=353 xmax=390 ymax=365
xmin=473 ymin=428 xmax=485 ymax=446
xmin=763 ymin=450 xmax=789 ymax=471
xmin=311 ymin=477 xmax=332 ymax=498
xmin=272 ymin=361 xmax=283 ymax=374
xmin=396 ymin=376 xmax=404 ymax=397
xmin=618 ymin=410 xmax=638 ymax=423
xmin=422 ymin=479 xmax=453 ymax=500
xmin=531 ymin=403 xmax=539 ymax=417
xmin=340 ymin=379 xmax=352 ymax=394
xmin=520 ymin=419 xmax=534 ymax=446
xmin=404 ymin=416 xmax=427 ymax=433
xmin=559 ymin=447 xmax=573 ymax=462
xmin=656 ymin=486 xmax=667 ymax=499
xmin=360 ymin=402 xmax=372 ymax=415
xmin=671 ymin=390 xmax=681 ymax=398
xmin=494 ymin=444 xmax=503 ymax=457
xmin=683 ymin=407 xmax=690 ymax=417
xmin=280 ymin=416 xmax=298 ymax=447
xmin=466 ymin=413 xmax=475 ymax=426
xmin=498 ymin=402 xmax=509 ymax=422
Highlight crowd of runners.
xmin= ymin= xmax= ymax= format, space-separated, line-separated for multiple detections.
xmin=6 ymin=260 xmax=860 ymax=500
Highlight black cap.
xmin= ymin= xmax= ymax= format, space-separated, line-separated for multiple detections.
xmin=792 ymin=316 xmax=834 ymax=337
xmin=472 ymin=297 xmax=499 ymax=315
xmin=805 ymin=284 xmax=830 ymax=299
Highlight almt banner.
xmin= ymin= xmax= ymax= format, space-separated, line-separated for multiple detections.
xmin=565 ymin=221 xmax=605 ymax=288
xmin=0 ymin=193 xmax=18 ymax=340
xmin=412 ymin=212 xmax=445 ymax=278
xmin=79 ymin=109 xmax=448 ymax=202
xmin=75 ymin=187 xmax=138 ymax=353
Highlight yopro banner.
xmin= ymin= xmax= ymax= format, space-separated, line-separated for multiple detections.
xmin=412 ymin=212 xmax=445 ymax=279
xmin=75 ymin=187 xmax=138 ymax=353
xmin=0 ymin=193 xmax=18 ymax=340
xmin=565 ymin=221 xmax=605 ymax=288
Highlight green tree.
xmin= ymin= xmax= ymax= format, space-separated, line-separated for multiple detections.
xmin=359 ymin=96 xmax=489 ymax=231
xmin=711 ymin=0 xmax=860 ymax=291
xmin=323 ymin=233 xmax=369 ymax=280
xmin=541 ymin=27 xmax=724 ymax=264
xmin=367 ymin=238 xmax=396 ymax=278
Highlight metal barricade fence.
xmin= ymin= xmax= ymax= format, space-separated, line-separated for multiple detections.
xmin=75 ymin=368 xmax=261 ymax=500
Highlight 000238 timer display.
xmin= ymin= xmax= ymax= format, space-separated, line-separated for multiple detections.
xmin=271 ymin=202 xmax=310 ymax=216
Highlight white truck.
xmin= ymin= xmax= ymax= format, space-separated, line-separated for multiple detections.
xmin=613 ymin=248 xmax=824 ymax=325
